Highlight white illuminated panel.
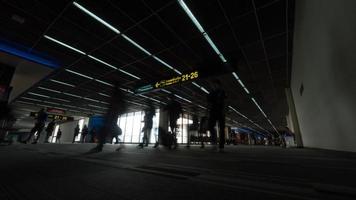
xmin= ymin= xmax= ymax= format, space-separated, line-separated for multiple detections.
xmin=88 ymin=55 xmax=118 ymax=70
xmin=50 ymin=79 xmax=75 ymax=87
xmin=73 ymin=2 xmax=120 ymax=34
xmin=44 ymin=35 xmax=86 ymax=55
xmin=38 ymin=87 xmax=61 ymax=93
xmin=28 ymin=92 xmax=49 ymax=98
xmin=65 ymin=69 xmax=93 ymax=80
xmin=118 ymin=69 xmax=141 ymax=80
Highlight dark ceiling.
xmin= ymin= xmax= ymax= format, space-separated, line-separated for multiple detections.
xmin=0 ymin=0 xmax=295 ymax=133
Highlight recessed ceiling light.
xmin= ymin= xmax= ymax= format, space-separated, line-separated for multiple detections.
xmin=72 ymin=2 xmax=121 ymax=34
xmin=118 ymin=69 xmax=141 ymax=80
xmin=88 ymin=55 xmax=118 ymax=70
xmin=44 ymin=35 xmax=86 ymax=55
xmin=50 ymin=79 xmax=75 ymax=87
xmin=65 ymin=69 xmax=93 ymax=80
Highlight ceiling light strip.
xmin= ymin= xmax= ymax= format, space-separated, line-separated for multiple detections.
xmin=152 ymin=56 xmax=174 ymax=70
xmin=28 ymin=92 xmax=49 ymax=98
xmin=174 ymin=94 xmax=192 ymax=103
xmin=121 ymin=34 xmax=152 ymax=56
xmin=65 ymin=69 xmax=94 ymax=80
xmin=95 ymin=79 xmax=114 ymax=87
xmin=21 ymin=97 xmax=41 ymax=102
xmin=72 ymin=2 xmax=187 ymax=83
xmin=98 ymin=92 xmax=111 ymax=97
xmin=44 ymin=35 xmax=86 ymax=55
xmin=88 ymin=55 xmax=118 ymax=70
xmin=62 ymin=92 xmax=82 ymax=98
xmin=118 ymin=69 xmax=141 ymax=80
xmin=192 ymin=82 xmax=210 ymax=94
xmin=72 ymin=2 xmax=120 ymax=34
xmin=83 ymin=97 xmax=100 ymax=103
xmin=178 ymin=0 xmax=226 ymax=63
xmin=38 ymin=86 xmax=61 ymax=93
xmin=50 ymin=79 xmax=75 ymax=87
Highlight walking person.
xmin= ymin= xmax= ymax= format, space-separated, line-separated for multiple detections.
xmin=138 ymin=102 xmax=155 ymax=148
xmin=164 ymin=94 xmax=182 ymax=149
xmin=207 ymin=79 xmax=226 ymax=152
xmin=44 ymin=119 xmax=55 ymax=143
xmin=22 ymin=108 xmax=48 ymax=144
xmin=111 ymin=125 xmax=122 ymax=144
xmin=56 ymin=128 xmax=62 ymax=143
xmin=90 ymin=83 xmax=126 ymax=152
xmin=81 ymin=125 xmax=89 ymax=143
xmin=199 ymin=116 xmax=208 ymax=148
xmin=72 ymin=124 xmax=80 ymax=143
xmin=89 ymin=127 xmax=97 ymax=143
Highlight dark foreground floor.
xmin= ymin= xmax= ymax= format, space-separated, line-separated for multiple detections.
xmin=1 ymin=143 xmax=356 ymax=200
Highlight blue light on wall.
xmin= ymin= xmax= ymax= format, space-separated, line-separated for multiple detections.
xmin=0 ymin=39 xmax=59 ymax=69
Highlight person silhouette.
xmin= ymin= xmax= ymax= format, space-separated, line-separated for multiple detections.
xmin=138 ymin=101 xmax=155 ymax=148
xmin=22 ymin=108 xmax=48 ymax=144
xmin=207 ymin=79 xmax=226 ymax=152
xmin=164 ymin=94 xmax=182 ymax=149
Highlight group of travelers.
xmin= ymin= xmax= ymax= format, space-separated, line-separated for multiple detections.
xmin=19 ymin=79 xmax=230 ymax=152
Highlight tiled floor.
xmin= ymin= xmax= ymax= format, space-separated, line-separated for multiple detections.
xmin=1 ymin=143 xmax=356 ymax=200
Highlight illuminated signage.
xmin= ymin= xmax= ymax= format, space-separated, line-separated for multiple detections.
xmin=47 ymin=108 xmax=66 ymax=115
xmin=134 ymin=70 xmax=199 ymax=93
xmin=30 ymin=112 xmax=73 ymax=121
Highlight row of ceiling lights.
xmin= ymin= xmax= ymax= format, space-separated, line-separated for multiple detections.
xmin=72 ymin=1 xmax=209 ymax=94
xmin=19 ymin=0 xmax=272 ymax=131
xmin=23 ymin=1 xmax=209 ymax=113
xmin=177 ymin=0 xmax=279 ymax=133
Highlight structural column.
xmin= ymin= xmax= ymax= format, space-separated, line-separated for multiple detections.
xmin=285 ymin=88 xmax=303 ymax=147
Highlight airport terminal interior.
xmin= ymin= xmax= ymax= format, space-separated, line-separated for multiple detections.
xmin=1 ymin=0 xmax=356 ymax=199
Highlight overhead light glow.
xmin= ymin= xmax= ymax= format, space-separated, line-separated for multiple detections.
xmin=50 ymin=79 xmax=75 ymax=87
xmin=98 ymin=92 xmax=111 ymax=97
xmin=243 ymin=87 xmax=250 ymax=94
xmin=174 ymin=69 xmax=182 ymax=75
xmin=152 ymin=56 xmax=174 ymax=70
xmin=84 ymin=97 xmax=100 ymax=102
xmin=88 ymin=104 xmax=107 ymax=109
xmin=174 ymin=94 xmax=192 ymax=103
xmin=65 ymin=69 xmax=93 ymax=80
xmin=63 ymin=92 xmax=82 ymax=98
xmin=72 ymin=2 xmax=120 ymax=34
xmin=198 ymin=105 xmax=207 ymax=109
xmin=192 ymin=82 xmax=209 ymax=94
xmin=178 ymin=0 xmax=227 ymax=63
xmin=118 ymin=69 xmax=141 ymax=80
xmin=28 ymin=92 xmax=49 ymax=98
xmin=202 ymin=33 xmax=226 ymax=62
xmin=177 ymin=0 xmax=204 ymax=33
xmin=44 ymin=35 xmax=86 ymax=55
xmin=232 ymin=72 xmax=240 ymax=80
xmin=121 ymin=34 xmax=152 ymax=56
xmin=251 ymin=97 xmax=267 ymax=118
xmin=38 ymin=86 xmax=61 ymax=93
xmin=88 ymin=55 xmax=118 ymax=70
xmin=95 ymin=79 xmax=114 ymax=87
xmin=161 ymin=89 xmax=171 ymax=94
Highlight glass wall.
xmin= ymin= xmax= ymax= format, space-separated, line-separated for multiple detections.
xmin=117 ymin=110 xmax=159 ymax=144
xmin=117 ymin=110 xmax=193 ymax=144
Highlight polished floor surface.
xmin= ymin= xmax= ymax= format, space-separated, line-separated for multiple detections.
xmin=1 ymin=143 xmax=356 ymax=200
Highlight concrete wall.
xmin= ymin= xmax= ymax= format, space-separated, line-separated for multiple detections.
xmin=9 ymin=59 xmax=52 ymax=101
xmin=291 ymin=0 xmax=356 ymax=151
